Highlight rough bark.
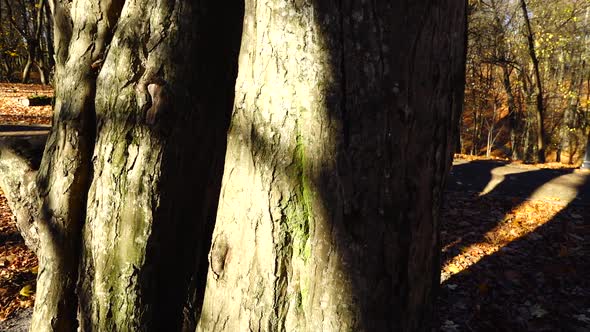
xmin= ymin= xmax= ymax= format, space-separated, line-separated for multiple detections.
xmin=74 ymin=1 xmax=242 ymax=331
xmin=0 ymin=0 xmax=242 ymax=331
xmin=29 ymin=0 xmax=120 ymax=330
xmin=198 ymin=1 xmax=467 ymax=331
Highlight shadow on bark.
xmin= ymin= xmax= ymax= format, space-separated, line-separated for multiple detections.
xmin=198 ymin=1 xmax=466 ymax=331
xmin=1 ymin=2 xmax=244 ymax=330
xmin=80 ymin=3 xmax=245 ymax=331
xmin=4 ymin=1 xmax=466 ymax=330
xmin=307 ymin=2 xmax=465 ymax=329
xmin=142 ymin=3 xmax=245 ymax=326
xmin=439 ymin=170 xmax=590 ymax=330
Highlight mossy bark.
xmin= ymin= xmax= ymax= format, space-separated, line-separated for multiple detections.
xmin=30 ymin=0 xmax=116 ymax=329
xmin=198 ymin=1 xmax=467 ymax=331
xmin=1 ymin=0 xmax=242 ymax=331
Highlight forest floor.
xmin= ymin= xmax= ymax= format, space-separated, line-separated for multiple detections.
xmin=0 ymin=84 xmax=589 ymax=330
xmin=0 ymin=83 xmax=51 ymax=331
xmin=438 ymin=158 xmax=590 ymax=331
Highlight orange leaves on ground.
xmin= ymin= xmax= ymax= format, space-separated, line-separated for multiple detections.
xmin=455 ymin=154 xmax=584 ymax=170
xmin=442 ymin=196 xmax=566 ymax=279
xmin=0 ymin=190 xmax=38 ymax=321
xmin=0 ymin=83 xmax=51 ymax=321
xmin=0 ymin=83 xmax=53 ymax=125
xmin=439 ymin=190 xmax=590 ymax=330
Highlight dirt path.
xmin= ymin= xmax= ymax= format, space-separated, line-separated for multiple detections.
xmin=447 ymin=158 xmax=590 ymax=204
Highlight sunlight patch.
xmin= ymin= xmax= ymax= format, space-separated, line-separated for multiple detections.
xmin=441 ymin=196 xmax=573 ymax=282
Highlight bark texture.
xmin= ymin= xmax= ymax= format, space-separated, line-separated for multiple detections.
xmin=198 ymin=1 xmax=467 ymax=331
xmin=0 ymin=142 xmax=40 ymax=252
xmin=30 ymin=0 xmax=116 ymax=329
xmin=74 ymin=1 xmax=243 ymax=331
xmin=1 ymin=0 xmax=242 ymax=331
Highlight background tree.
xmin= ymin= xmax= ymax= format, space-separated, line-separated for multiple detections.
xmin=0 ymin=0 xmax=53 ymax=83
xmin=198 ymin=1 xmax=467 ymax=331
xmin=463 ymin=0 xmax=590 ymax=163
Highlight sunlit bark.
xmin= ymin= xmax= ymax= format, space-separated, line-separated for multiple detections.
xmin=198 ymin=1 xmax=467 ymax=331
xmin=1 ymin=0 xmax=242 ymax=330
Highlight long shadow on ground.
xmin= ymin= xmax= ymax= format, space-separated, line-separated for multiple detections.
xmin=438 ymin=164 xmax=590 ymax=331
xmin=442 ymin=161 xmax=579 ymax=266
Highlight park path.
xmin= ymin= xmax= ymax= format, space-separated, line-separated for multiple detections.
xmin=447 ymin=158 xmax=590 ymax=205
xmin=1 ymin=132 xmax=589 ymax=205
xmin=0 ymin=124 xmax=49 ymax=135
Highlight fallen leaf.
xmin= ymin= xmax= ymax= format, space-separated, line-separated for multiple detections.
xmin=447 ymin=264 xmax=462 ymax=274
xmin=19 ymin=284 xmax=34 ymax=297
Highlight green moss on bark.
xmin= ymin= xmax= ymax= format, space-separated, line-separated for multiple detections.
xmin=281 ymin=119 xmax=312 ymax=261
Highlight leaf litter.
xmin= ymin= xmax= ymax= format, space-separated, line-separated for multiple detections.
xmin=0 ymin=83 xmax=48 ymax=323
xmin=438 ymin=191 xmax=590 ymax=331
xmin=0 ymin=189 xmax=37 ymax=322
xmin=0 ymin=83 xmax=52 ymax=125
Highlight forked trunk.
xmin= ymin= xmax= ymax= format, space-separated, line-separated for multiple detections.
xmin=0 ymin=0 xmax=243 ymax=330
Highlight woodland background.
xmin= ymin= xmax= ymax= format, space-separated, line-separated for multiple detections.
xmin=464 ymin=0 xmax=590 ymax=164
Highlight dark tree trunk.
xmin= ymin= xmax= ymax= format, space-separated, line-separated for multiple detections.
xmin=198 ymin=1 xmax=467 ymax=331
xmin=519 ymin=0 xmax=546 ymax=163
xmin=501 ymin=64 xmax=520 ymax=160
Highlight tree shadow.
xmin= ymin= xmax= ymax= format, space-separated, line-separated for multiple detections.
xmin=438 ymin=171 xmax=590 ymax=330
xmin=446 ymin=159 xmax=504 ymax=194
xmin=442 ymin=161 xmax=579 ymax=267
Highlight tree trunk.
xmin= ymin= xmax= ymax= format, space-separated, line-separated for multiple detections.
xmin=490 ymin=0 xmax=520 ymax=160
xmin=519 ymin=0 xmax=546 ymax=163
xmin=501 ymin=64 xmax=520 ymax=160
xmin=0 ymin=0 xmax=242 ymax=331
xmin=21 ymin=56 xmax=33 ymax=83
xmin=29 ymin=0 xmax=117 ymax=330
xmin=0 ymin=142 xmax=41 ymax=252
xmin=198 ymin=1 xmax=467 ymax=331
